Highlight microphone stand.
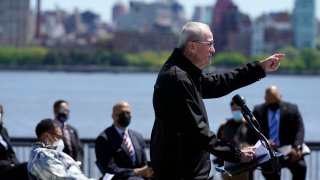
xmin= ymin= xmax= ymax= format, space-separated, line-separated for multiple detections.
xmin=241 ymin=111 xmax=281 ymax=173
xmin=231 ymin=94 xmax=282 ymax=174
xmin=242 ymin=113 xmax=275 ymax=159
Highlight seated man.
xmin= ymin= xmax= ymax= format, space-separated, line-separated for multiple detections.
xmin=27 ymin=118 xmax=93 ymax=180
xmin=252 ymin=85 xmax=307 ymax=180
xmin=95 ymin=101 xmax=154 ymax=180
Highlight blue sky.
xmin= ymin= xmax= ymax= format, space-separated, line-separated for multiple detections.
xmin=31 ymin=0 xmax=319 ymax=23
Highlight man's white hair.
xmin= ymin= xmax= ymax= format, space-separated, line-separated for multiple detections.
xmin=178 ymin=22 xmax=211 ymax=51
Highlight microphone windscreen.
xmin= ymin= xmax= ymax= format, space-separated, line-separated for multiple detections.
xmin=232 ymin=94 xmax=246 ymax=106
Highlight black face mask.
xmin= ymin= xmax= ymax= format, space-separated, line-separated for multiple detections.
xmin=268 ymin=103 xmax=280 ymax=111
xmin=57 ymin=113 xmax=69 ymax=123
xmin=118 ymin=112 xmax=131 ymax=127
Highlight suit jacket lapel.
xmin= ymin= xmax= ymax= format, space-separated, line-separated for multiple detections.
xmin=1 ymin=129 xmax=9 ymax=143
xmin=279 ymin=102 xmax=287 ymax=143
xmin=261 ymin=105 xmax=269 ymax=138
xmin=129 ymin=130 xmax=140 ymax=165
xmin=67 ymin=126 xmax=76 ymax=149
xmin=120 ymin=139 xmax=131 ymax=158
xmin=112 ymin=126 xmax=134 ymax=166
xmin=110 ymin=126 xmax=127 ymax=154
xmin=1 ymin=128 xmax=13 ymax=150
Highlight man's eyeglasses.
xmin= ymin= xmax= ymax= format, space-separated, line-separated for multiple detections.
xmin=193 ymin=41 xmax=214 ymax=48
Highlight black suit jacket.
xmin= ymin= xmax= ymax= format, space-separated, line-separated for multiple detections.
xmin=62 ymin=124 xmax=84 ymax=163
xmin=95 ymin=125 xmax=148 ymax=180
xmin=252 ymin=101 xmax=305 ymax=147
xmin=0 ymin=127 xmax=19 ymax=172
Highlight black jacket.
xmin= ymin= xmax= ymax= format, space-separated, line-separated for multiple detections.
xmin=95 ymin=125 xmax=148 ymax=180
xmin=217 ymin=119 xmax=255 ymax=148
xmin=0 ymin=127 xmax=19 ymax=172
xmin=0 ymin=127 xmax=29 ymax=180
xmin=54 ymin=119 xmax=84 ymax=164
xmin=150 ymin=48 xmax=266 ymax=180
xmin=62 ymin=124 xmax=84 ymax=164
xmin=252 ymin=101 xmax=305 ymax=147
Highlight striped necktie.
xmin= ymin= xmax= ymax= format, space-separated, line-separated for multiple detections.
xmin=62 ymin=124 xmax=73 ymax=155
xmin=123 ymin=133 xmax=134 ymax=158
xmin=269 ymin=111 xmax=280 ymax=147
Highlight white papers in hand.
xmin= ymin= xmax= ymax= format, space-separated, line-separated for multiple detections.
xmin=224 ymin=140 xmax=270 ymax=169
xmin=102 ymin=173 xmax=114 ymax=180
xmin=277 ymin=143 xmax=311 ymax=156
xmin=254 ymin=140 xmax=271 ymax=162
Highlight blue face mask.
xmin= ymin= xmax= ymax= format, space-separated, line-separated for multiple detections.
xmin=232 ymin=110 xmax=243 ymax=121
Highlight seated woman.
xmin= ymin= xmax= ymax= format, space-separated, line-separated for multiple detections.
xmin=27 ymin=118 xmax=94 ymax=180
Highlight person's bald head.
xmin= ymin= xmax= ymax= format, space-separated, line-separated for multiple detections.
xmin=112 ymin=101 xmax=131 ymax=115
xmin=264 ymin=85 xmax=281 ymax=104
xmin=112 ymin=101 xmax=132 ymax=129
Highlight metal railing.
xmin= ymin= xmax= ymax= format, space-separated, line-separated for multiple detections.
xmin=11 ymin=138 xmax=320 ymax=180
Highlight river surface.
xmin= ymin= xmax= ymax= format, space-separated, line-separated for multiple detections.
xmin=0 ymin=71 xmax=319 ymax=141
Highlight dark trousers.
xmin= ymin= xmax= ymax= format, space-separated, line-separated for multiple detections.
xmin=0 ymin=162 xmax=29 ymax=180
xmin=262 ymin=157 xmax=306 ymax=180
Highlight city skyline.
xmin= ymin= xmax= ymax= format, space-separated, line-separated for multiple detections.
xmin=30 ymin=0 xmax=320 ymax=23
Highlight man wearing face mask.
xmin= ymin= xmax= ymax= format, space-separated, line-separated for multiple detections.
xmin=95 ymin=101 xmax=154 ymax=180
xmin=216 ymin=101 xmax=255 ymax=180
xmin=53 ymin=100 xmax=84 ymax=165
xmin=0 ymin=103 xmax=29 ymax=180
xmin=27 ymin=118 xmax=94 ymax=179
xmin=252 ymin=85 xmax=306 ymax=180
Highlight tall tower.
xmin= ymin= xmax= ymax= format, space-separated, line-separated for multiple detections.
xmin=211 ymin=0 xmax=239 ymax=52
xmin=192 ymin=6 xmax=212 ymax=25
xmin=35 ymin=0 xmax=41 ymax=39
xmin=0 ymin=0 xmax=30 ymax=47
xmin=112 ymin=2 xmax=127 ymax=27
xmin=293 ymin=0 xmax=316 ymax=49
xmin=211 ymin=0 xmax=251 ymax=56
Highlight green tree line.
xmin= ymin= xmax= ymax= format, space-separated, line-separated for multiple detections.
xmin=0 ymin=47 xmax=170 ymax=69
xmin=0 ymin=46 xmax=320 ymax=72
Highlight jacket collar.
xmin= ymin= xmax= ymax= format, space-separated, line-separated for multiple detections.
xmin=169 ymin=48 xmax=202 ymax=79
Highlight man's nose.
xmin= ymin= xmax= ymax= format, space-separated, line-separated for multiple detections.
xmin=210 ymin=47 xmax=215 ymax=54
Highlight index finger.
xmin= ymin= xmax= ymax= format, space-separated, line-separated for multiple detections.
xmin=274 ymin=54 xmax=285 ymax=59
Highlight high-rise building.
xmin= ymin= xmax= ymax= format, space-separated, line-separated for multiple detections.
xmin=0 ymin=0 xmax=32 ymax=47
xmin=114 ymin=1 xmax=187 ymax=33
xmin=211 ymin=0 xmax=237 ymax=53
xmin=251 ymin=12 xmax=293 ymax=56
xmin=293 ymin=0 xmax=316 ymax=49
xmin=192 ymin=6 xmax=213 ymax=25
xmin=211 ymin=0 xmax=251 ymax=56
xmin=112 ymin=2 xmax=127 ymax=27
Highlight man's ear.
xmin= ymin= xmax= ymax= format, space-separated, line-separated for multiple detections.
xmin=188 ymin=41 xmax=194 ymax=49
xmin=187 ymin=41 xmax=197 ymax=53
xmin=112 ymin=113 xmax=117 ymax=121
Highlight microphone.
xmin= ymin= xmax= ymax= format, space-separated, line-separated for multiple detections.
xmin=232 ymin=94 xmax=254 ymax=119
xmin=232 ymin=94 xmax=282 ymax=168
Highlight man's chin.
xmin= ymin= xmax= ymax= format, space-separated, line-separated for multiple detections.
xmin=207 ymin=59 xmax=212 ymax=66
